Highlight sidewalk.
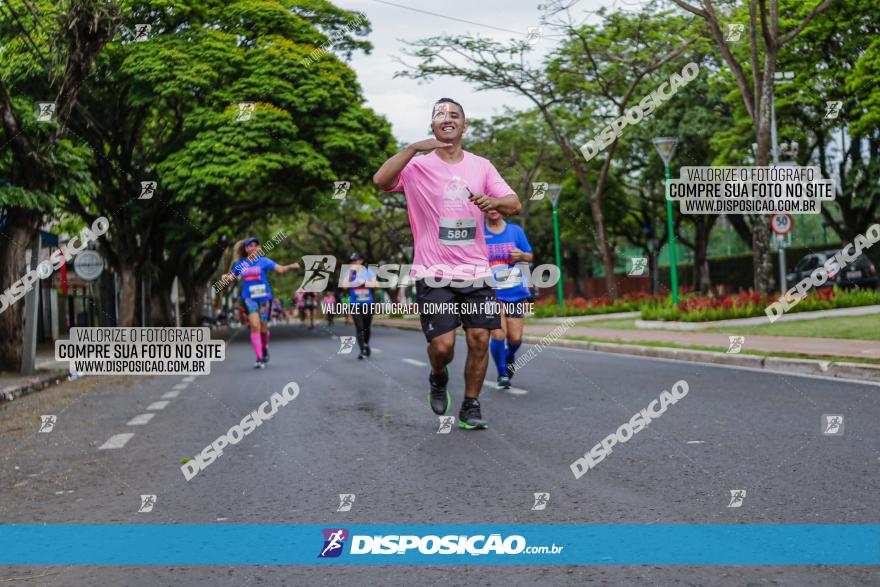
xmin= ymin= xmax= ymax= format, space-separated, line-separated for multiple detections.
xmin=527 ymin=324 xmax=880 ymax=361
xmin=374 ymin=317 xmax=880 ymax=383
xmin=0 ymin=345 xmax=68 ymax=403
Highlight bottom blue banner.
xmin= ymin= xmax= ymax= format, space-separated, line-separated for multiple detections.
xmin=1 ymin=524 xmax=878 ymax=565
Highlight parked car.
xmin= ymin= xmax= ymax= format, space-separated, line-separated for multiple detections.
xmin=786 ymin=249 xmax=878 ymax=290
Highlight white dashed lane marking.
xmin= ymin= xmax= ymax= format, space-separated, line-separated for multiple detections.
xmin=161 ymin=391 xmax=180 ymax=399
xmin=127 ymin=413 xmax=155 ymax=426
xmin=172 ymin=383 xmax=189 ymax=390
xmin=401 ymin=358 xmax=428 ymax=367
xmin=182 ymin=376 xmax=196 ymax=383
xmin=146 ymin=401 xmax=170 ymax=411
xmin=98 ymin=433 xmax=135 ymax=450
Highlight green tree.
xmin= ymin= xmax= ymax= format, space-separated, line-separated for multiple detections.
xmin=398 ymin=0 xmax=694 ymax=297
xmin=64 ymin=0 xmax=392 ymax=325
xmin=669 ymin=0 xmax=833 ymax=295
xmin=0 ymin=0 xmax=119 ymax=370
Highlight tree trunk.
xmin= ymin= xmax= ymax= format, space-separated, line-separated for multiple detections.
xmin=117 ymin=262 xmax=140 ymax=327
xmin=752 ymin=51 xmax=776 ymax=295
xmin=150 ymin=278 xmax=173 ymax=327
xmin=692 ymin=217 xmax=715 ymax=295
xmin=181 ymin=281 xmax=207 ymax=327
xmin=0 ymin=208 xmax=41 ymax=371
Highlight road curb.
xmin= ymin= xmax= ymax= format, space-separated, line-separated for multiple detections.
xmin=522 ymin=337 xmax=880 ymax=383
xmin=374 ymin=319 xmax=880 ymax=384
xmin=0 ymin=369 xmax=69 ymax=405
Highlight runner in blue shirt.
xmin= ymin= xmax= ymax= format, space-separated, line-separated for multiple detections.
xmin=228 ymin=237 xmax=300 ymax=368
xmin=484 ymin=210 xmax=534 ymax=388
xmin=341 ymin=252 xmax=379 ymax=360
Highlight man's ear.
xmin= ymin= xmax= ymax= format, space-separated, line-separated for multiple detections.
xmin=462 ymin=120 xmax=469 ymax=134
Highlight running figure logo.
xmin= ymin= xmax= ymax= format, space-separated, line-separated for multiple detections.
xmin=139 ymin=181 xmax=156 ymax=200
xmin=437 ymin=416 xmax=455 ymax=434
xmin=138 ymin=494 xmax=156 ymax=513
xmin=531 ymin=492 xmax=550 ymax=511
xmin=299 ymin=255 xmax=337 ymax=292
xmin=628 ymin=257 xmax=648 ymax=276
xmin=825 ymin=101 xmax=842 ymax=119
xmin=35 ymin=102 xmax=56 ymax=122
xmin=727 ymin=489 xmax=746 ymax=508
xmin=822 ymin=414 xmax=844 ymax=435
xmin=38 ymin=415 xmax=57 ymax=433
xmin=725 ymin=23 xmax=744 ymax=42
xmin=337 ymin=493 xmax=355 ymax=512
xmin=133 ymin=24 xmax=151 ymax=41
xmin=727 ymin=336 xmax=745 ymax=354
xmin=526 ymin=27 xmax=542 ymax=46
xmin=338 ymin=336 xmax=355 ymax=355
xmin=318 ymin=528 xmax=349 ymax=558
xmin=236 ymin=102 xmax=255 ymax=122
xmin=530 ymin=182 xmax=548 ymax=201
xmin=332 ymin=181 xmax=350 ymax=201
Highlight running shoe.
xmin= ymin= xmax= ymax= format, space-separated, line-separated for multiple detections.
xmin=364 ymin=345 xmax=371 ymax=357
xmin=458 ymin=398 xmax=488 ymax=430
xmin=357 ymin=350 xmax=366 ymax=360
xmin=254 ymin=360 xmax=265 ymax=369
xmin=496 ymin=375 xmax=511 ymax=389
xmin=429 ymin=367 xmax=451 ymax=415
xmin=506 ymin=362 xmax=516 ymax=380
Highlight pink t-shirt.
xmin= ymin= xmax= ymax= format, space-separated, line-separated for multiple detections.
xmin=386 ymin=150 xmax=513 ymax=280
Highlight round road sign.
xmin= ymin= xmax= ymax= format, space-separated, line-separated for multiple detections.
xmin=74 ymin=250 xmax=104 ymax=281
xmin=770 ymin=213 xmax=793 ymax=236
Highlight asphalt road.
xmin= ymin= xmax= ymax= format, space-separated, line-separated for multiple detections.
xmin=1 ymin=321 xmax=879 ymax=586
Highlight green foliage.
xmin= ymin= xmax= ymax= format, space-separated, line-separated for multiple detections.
xmin=640 ymin=287 xmax=880 ymax=322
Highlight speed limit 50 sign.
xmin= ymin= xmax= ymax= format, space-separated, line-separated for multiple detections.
xmin=770 ymin=213 xmax=793 ymax=236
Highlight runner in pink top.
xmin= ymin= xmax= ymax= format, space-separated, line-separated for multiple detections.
xmin=373 ymin=97 xmax=521 ymax=430
xmin=387 ymin=149 xmax=514 ymax=281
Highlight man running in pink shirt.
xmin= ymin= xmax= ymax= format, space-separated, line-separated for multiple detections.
xmin=373 ymin=98 xmax=521 ymax=430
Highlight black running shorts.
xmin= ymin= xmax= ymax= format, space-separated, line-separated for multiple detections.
xmin=415 ymin=280 xmax=501 ymax=342
xmin=499 ymin=297 xmax=533 ymax=319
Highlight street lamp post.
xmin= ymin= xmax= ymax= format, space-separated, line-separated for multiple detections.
xmin=547 ymin=184 xmax=564 ymax=308
xmin=652 ymin=137 xmax=679 ymax=305
xmin=772 ymin=71 xmax=795 ymax=165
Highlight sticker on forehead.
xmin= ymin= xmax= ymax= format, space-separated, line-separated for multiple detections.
xmin=433 ymin=102 xmax=452 ymax=122
xmin=439 ymin=217 xmax=476 ymax=246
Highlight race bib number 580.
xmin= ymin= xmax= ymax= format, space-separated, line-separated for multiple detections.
xmin=439 ymin=217 xmax=476 ymax=246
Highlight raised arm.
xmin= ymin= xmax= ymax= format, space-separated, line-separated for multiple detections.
xmin=273 ymin=262 xmax=300 ymax=274
xmin=372 ymin=139 xmax=452 ymax=190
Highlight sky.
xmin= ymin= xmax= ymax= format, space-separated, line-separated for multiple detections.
xmin=334 ymin=0 xmax=643 ymax=144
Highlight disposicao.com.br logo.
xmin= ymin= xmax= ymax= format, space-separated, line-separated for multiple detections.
xmin=318 ymin=529 xmax=563 ymax=558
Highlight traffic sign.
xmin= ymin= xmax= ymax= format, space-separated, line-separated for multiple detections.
xmin=770 ymin=213 xmax=792 ymax=236
xmin=74 ymin=250 xmax=104 ymax=281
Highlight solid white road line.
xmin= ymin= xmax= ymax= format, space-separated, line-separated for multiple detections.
xmin=146 ymin=400 xmax=170 ymax=411
xmin=161 ymin=391 xmax=180 ymax=399
xmin=98 ymin=433 xmax=135 ymax=450
xmin=401 ymin=358 xmax=428 ymax=367
xmin=127 ymin=413 xmax=155 ymax=426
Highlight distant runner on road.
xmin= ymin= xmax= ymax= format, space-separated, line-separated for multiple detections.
xmin=485 ymin=211 xmax=534 ymax=389
xmin=373 ymin=97 xmax=521 ymax=430
xmin=341 ymin=253 xmax=378 ymax=359
xmin=227 ymin=238 xmax=300 ymax=368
